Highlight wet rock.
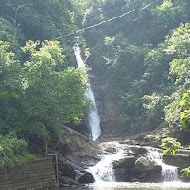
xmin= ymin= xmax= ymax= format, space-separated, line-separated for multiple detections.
xmin=163 ymin=154 xmax=190 ymax=168
xmin=59 ymin=162 xmax=76 ymax=179
xmin=130 ymin=146 xmax=148 ymax=156
xmin=113 ymin=156 xmax=137 ymax=169
xmin=77 ymin=172 xmax=95 ymax=184
xmin=135 ymin=157 xmax=157 ymax=170
xmin=114 ymin=168 xmax=161 ymax=183
xmin=105 ymin=147 xmax=117 ymax=154
xmin=114 ymin=155 xmax=162 ymax=183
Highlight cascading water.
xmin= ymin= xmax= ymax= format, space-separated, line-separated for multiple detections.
xmin=74 ymin=44 xmax=101 ymax=141
xmin=147 ymin=147 xmax=179 ymax=182
xmin=89 ymin=145 xmax=179 ymax=185
xmin=88 ymin=148 xmax=124 ymax=182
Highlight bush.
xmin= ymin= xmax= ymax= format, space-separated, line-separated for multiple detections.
xmin=0 ymin=135 xmax=35 ymax=168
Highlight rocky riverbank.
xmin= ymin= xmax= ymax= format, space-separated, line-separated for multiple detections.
xmin=48 ymin=125 xmax=101 ymax=188
xmin=48 ymin=124 xmax=190 ymax=188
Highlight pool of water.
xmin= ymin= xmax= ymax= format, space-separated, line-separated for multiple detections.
xmin=60 ymin=182 xmax=190 ymax=190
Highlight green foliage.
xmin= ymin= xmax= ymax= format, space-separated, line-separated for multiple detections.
xmin=181 ymin=167 xmax=190 ymax=177
xmin=161 ymin=137 xmax=183 ymax=155
xmin=0 ymin=40 xmax=87 ymax=144
xmin=80 ymin=0 xmax=190 ymax=133
xmin=178 ymin=91 xmax=190 ymax=128
xmin=0 ymin=135 xmax=35 ymax=168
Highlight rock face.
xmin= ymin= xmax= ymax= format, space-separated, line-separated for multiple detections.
xmin=49 ymin=125 xmax=100 ymax=187
xmin=55 ymin=126 xmax=100 ymax=157
xmin=77 ymin=173 xmax=95 ymax=184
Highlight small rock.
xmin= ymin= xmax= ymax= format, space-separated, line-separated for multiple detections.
xmin=77 ymin=172 xmax=95 ymax=184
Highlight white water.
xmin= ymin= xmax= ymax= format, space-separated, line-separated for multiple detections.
xmin=74 ymin=45 xmax=101 ymax=141
xmin=146 ymin=147 xmax=179 ymax=182
xmin=88 ymin=148 xmax=124 ymax=182
xmin=88 ymin=145 xmax=179 ymax=184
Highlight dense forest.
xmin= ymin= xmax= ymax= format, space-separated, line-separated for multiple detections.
xmin=1 ymin=0 xmax=190 ymax=169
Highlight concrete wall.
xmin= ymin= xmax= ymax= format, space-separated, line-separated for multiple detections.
xmin=0 ymin=157 xmax=57 ymax=190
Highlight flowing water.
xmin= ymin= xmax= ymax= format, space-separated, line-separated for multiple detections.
xmin=88 ymin=148 xmax=124 ymax=182
xmin=146 ymin=147 xmax=179 ymax=182
xmin=74 ymin=45 xmax=101 ymax=141
xmin=81 ymin=146 xmax=190 ymax=190
xmin=72 ymin=46 xmax=190 ymax=189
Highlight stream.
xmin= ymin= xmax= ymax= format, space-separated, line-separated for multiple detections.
xmin=70 ymin=46 xmax=190 ymax=189
xmin=61 ymin=143 xmax=190 ymax=190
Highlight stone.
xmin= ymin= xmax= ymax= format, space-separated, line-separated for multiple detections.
xmin=59 ymin=162 xmax=76 ymax=180
xmin=105 ymin=147 xmax=117 ymax=154
xmin=113 ymin=156 xmax=137 ymax=169
xmin=163 ymin=154 xmax=190 ymax=168
xmin=135 ymin=157 xmax=157 ymax=170
xmin=142 ymin=135 xmax=161 ymax=147
xmin=114 ymin=168 xmax=161 ymax=183
xmin=113 ymin=155 xmax=162 ymax=183
xmin=77 ymin=172 xmax=95 ymax=184
xmin=130 ymin=146 xmax=148 ymax=156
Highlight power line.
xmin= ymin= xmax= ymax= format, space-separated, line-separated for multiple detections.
xmin=56 ymin=0 xmax=162 ymax=40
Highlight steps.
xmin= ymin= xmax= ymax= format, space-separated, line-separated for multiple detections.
xmin=0 ymin=157 xmax=57 ymax=190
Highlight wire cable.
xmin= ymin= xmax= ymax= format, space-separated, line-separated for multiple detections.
xmin=56 ymin=0 xmax=162 ymax=40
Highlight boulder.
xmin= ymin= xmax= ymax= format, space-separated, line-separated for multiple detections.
xmin=114 ymin=156 xmax=162 ymax=183
xmin=114 ymin=167 xmax=162 ymax=183
xmin=135 ymin=157 xmax=157 ymax=170
xmin=77 ymin=172 xmax=95 ymax=184
xmin=59 ymin=162 xmax=76 ymax=180
xmin=113 ymin=156 xmax=137 ymax=169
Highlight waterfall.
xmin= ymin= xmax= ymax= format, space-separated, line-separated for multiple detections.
xmin=88 ymin=148 xmax=124 ymax=182
xmin=88 ymin=145 xmax=179 ymax=184
xmin=74 ymin=44 xmax=101 ymax=141
xmin=147 ymin=147 xmax=179 ymax=182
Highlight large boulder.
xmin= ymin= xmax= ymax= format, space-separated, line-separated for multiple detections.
xmin=114 ymin=156 xmax=162 ymax=183
xmin=77 ymin=172 xmax=95 ymax=184
xmin=113 ymin=156 xmax=137 ymax=169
